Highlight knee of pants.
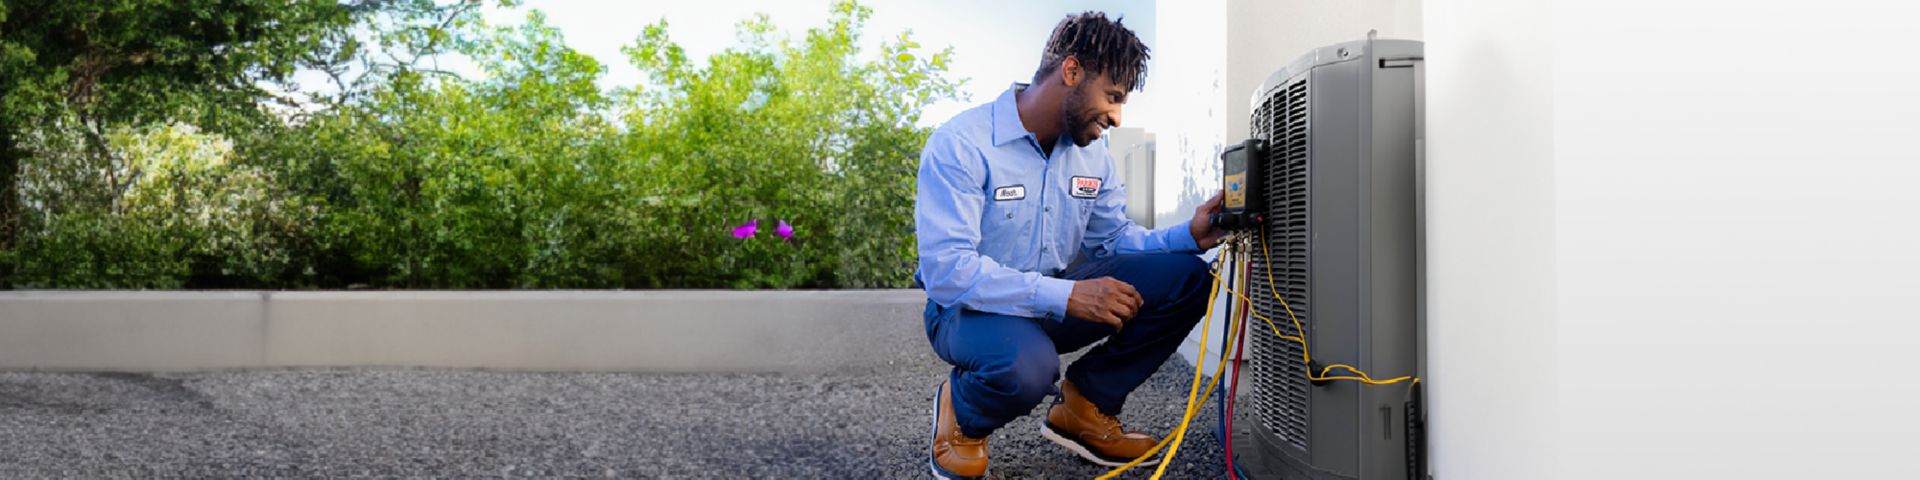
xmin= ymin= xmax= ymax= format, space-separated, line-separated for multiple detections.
xmin=979 ymin=350 xmax=1060 ymax=407
xmin=1167 ymin=254 xmax=1212 ymax=309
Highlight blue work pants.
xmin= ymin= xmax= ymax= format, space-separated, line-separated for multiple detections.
xmin=924 ymin=254 xmax=1212 ymax=437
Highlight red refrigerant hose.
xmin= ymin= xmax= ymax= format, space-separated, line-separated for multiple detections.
xmin=1224 ymin=258 xmax=1253 ymax=479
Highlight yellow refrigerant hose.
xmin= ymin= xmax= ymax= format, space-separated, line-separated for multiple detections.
xmin=1095 ymin=242 xmax=1240 ymax=480
xmin=1094 ymin=230 xmax=1423 ymax=479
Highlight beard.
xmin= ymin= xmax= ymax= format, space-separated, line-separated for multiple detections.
xmin=1061 ymin=86 xmax=1104 ymax=147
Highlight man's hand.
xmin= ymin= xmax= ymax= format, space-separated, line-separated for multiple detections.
xmin=1067 ymin=277 xmax=1143 ymax=331
xmin=1190 ymin=191 xmax=1227 ymax=250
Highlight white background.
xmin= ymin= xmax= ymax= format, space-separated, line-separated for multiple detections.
xmin=1429 ymin=0 xmax=1920 ymax=477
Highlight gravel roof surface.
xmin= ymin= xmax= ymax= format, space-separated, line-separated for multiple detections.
xmin=0 ymin=355 xmax=1231 ymax=479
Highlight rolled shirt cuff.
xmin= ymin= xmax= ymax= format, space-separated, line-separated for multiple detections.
xmin=1034 ymin=275 xmax=1076 ymax=324
xmin=1168 ymin=219 xmax=1203 ymax=254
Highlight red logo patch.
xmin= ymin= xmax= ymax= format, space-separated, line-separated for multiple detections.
xmin=1071 ymin=176 xmax=1101 ymax=198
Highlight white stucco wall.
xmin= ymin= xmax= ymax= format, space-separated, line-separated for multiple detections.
xmin=1425 ymin=0 xmax=1920 ymax=478
xmin=1424 ymin=0 xmax=1555 ymax=478
xmin=1152 ymin=0 xmax=1232 ymax=373
xmin=1548 ymin=1 xmax=1920 ymax=478
xmin=1149 ymin=0 xmax=1231 ymax=233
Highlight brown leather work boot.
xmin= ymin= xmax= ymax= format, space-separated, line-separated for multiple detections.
xmin=1041 ymin=379 xmax=1160 ymax=466
xmin=928 ymin=379 xmax=989 ymax=479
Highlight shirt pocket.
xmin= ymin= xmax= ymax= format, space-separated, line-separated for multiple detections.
xmin=982 ymin=196 xmax=1035 ymax=239
xmin=1072 ymin=197 xmax=1099 ymax=227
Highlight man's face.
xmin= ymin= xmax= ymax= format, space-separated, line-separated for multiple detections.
xmin=1062 ymin=71 xmax=1128 ymax=148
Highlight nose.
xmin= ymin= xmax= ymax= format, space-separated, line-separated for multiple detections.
xmin=1107 ymin=108 xmax=1123 ymax=129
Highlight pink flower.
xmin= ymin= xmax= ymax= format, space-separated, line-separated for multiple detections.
xmin=775 ymin=220 xmax=794 ymax=240
xmin=731 ymin=219 xmax=759 ymax=239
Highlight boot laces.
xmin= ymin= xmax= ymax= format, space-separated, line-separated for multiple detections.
xmin=1095 ymin=411 xmax=1130 ymax=437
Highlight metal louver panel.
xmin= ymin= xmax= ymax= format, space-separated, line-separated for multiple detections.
xmin=1248 ymin=78 xmax=1311 ymax=452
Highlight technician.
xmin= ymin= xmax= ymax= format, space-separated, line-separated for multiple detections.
xmin=913 ymin=11 xmax=1226 ymax=479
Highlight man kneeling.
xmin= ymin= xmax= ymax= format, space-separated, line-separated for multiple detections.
xmin=911 ymin=11 xmax=1226 ymax=479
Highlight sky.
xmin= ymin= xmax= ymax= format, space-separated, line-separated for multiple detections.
xmin=475 ymin=0 xmax=1159 ymax=130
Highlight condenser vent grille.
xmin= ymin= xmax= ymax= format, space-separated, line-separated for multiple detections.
xmin=1247 ymin=78 xmax=1311 ymax=451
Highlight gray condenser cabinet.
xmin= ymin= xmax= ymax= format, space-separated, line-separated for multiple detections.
xmin=1234 ymin=35 xmax=1426 ymax=480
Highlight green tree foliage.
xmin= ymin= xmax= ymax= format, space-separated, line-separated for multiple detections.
xmin=614 ymin=2 xmax=959 ymax=288
xmin=1 ymin=0 xmax=361 ymax=286
xmin=1 ymin=0 xmax=960 ymax=289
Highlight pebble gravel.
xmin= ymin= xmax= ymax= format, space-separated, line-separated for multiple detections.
xmin=0 ymin=355 xmax=1231 ymax=478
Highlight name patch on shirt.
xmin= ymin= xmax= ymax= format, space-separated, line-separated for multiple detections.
xmin=1070 ymin=176 xmax=1102 ymax=199
xmin=993 ymin=185 xmax=1026 ymax=201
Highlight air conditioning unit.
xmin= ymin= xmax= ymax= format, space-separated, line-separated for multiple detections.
xmin=1231 ymin=34 xmax=1427 ymax=480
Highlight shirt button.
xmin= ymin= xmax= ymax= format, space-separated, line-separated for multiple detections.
xmin=1044 ymin=206 xmax=1051 ymax=212
xmin=1005 ymin=212 xmax=1014 ymax=219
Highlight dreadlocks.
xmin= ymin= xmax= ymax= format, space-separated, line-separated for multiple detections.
xmin=1032 ymin=12 xmax=1151 ymax=91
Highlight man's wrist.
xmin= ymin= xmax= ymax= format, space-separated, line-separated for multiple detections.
xmin=1035 ymin=276 xmax=1075 ymax=323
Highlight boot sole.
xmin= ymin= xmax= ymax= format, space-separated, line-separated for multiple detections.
xmin=1040 ymin=420 xmax=1160 ymax=467
xmin=928 ymin=382 xmax=987 ymax=480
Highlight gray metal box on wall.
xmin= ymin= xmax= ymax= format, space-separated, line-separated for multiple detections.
xmin=1235 ymin=34 xmax=1426 ymax=480
xmin=1106 ymin=127 xmax=1156 ymax=229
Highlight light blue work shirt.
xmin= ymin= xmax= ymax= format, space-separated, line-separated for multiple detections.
xmin=914 ymin=83 xmax=1203 ymax=324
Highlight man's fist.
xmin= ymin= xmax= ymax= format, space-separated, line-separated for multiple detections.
xmin=1067 ymin=276 xmax=1144 ymax=331
xmin=1190 ymin=191 xmax=1227 ymax=250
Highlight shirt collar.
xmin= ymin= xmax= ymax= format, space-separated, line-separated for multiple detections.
xmin=990 ymin=83 xmax=1032 ymax=147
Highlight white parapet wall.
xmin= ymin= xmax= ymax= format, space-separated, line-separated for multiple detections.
xmin=0 ymin=290 xmax=928 ymax=372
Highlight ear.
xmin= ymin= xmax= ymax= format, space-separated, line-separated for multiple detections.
xmin=1059 ymin=55 xmax=1082 ymax=88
